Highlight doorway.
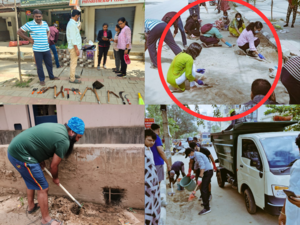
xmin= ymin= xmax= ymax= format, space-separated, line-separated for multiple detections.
xmin=32 ymin=105 xmax=57 ymax=125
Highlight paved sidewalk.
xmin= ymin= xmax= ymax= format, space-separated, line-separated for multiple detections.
xmin=0 ymin=58 xmax=145 ymax=105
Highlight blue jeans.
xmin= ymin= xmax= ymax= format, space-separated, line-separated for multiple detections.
xmin=33 ymin=50 xmax=54 ymax=82
xmin=177 ymin=18 xmax=187 ymax=46
xmin=50 ymin=44 xmax=60 ymax=68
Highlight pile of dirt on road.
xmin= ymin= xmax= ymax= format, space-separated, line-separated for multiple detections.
xmin=0 ymin=195 xmax=143 ymax=225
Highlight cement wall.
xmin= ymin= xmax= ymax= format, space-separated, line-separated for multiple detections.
xmin=0 ymin=126 xmax=143 ymax=145
xmin=0 ymin=144 xmax=144 ymax=208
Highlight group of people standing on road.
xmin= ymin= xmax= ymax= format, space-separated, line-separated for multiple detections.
xmin=17 ymin=8 xmax=132 ymax=86
xmin=96 ymin=17 xmax=132 ymax=78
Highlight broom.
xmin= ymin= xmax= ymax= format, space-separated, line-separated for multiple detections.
xmin=188 ymin=180 xmax=202 ymax=202
xmin=138 ymin=93 xmax=145 ymax=105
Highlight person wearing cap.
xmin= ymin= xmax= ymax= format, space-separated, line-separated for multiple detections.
xmin=49 ymin=23 xmax=62 ymax=69
xmin=223 ymin=109 xmax=246 ymax=132
xmin=187 ymin=137 xmax=194 ymax=145
xmin=168 ymin=161 xmax=186 ymax=187
xmin=185 ymin=148 xmax=213 ymax=216
xmin=7 ymin=117 xmax=85 ymax=225
xmin=150 ymin=123 xmax=171 ymax=184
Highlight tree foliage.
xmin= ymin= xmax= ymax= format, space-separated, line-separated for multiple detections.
xmin=264 ymin=105 xmax=300 ymax=131
xmin=146 ymin=105 xmax=198 ymax=139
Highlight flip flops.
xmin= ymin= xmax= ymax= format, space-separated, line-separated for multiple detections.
xmin=27 ymin=203 xmax=40 ymax=214
xmin=41 ymin=219 xmax=63 ymax=225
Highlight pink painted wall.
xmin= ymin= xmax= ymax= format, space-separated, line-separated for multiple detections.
xmin=56 ymin=105 xmax=144 ymax=127
xmin=0 ymin=105 xmax=30 ymax=130
xmin=1 ymin=105 xmax=145 ymax=130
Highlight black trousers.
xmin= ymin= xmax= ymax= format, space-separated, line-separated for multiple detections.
xmin=98 ymin=46 xmax=109 ymax=66
xmin=119 ymin=49 xmax=131 ymax=75
xmin=200 ymin=170 xmax=213 ymax=210
xmin=281 ymin=67 xmax=300 ymax=104
xmin=238 ymin=38 xmax=260 ymax=54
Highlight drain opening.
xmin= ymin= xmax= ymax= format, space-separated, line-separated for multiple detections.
xmin=103 ymin=187 xmax=125 ymax=205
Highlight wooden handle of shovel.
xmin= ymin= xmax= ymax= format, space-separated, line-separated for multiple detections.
xmin=44 ymin=168 xmax=82 ymax=208
xmin=80 ymin=87 xmax=88 ymax=102
xmin=54 ymin=86 xmax=57 ymax=99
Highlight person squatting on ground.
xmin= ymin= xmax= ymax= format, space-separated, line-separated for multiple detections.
xmin=200 ymin=23 xmax=233 ymax=48
xmin=237 ymin=21 xmax=264 ymax=59
xmin=97 ymin=23 xmax=112 ymax=70
xmin=281 ymin=56 xmax=300 ymax=104
xmin=66 ymin=9 xmax=82 ymax=84
xmin=116 ymin=17 xmax=132 ymax=78
xmin=284 ymin=0 xmax=299 ymax=28
xmin=244 ymin=79 xmax=278 ymax=106
xmin=168 ymin=161 xmax=186 ymax=188
xmin=145 ymin=129 xmax=161 ymax=225
xmin=278 ymin=134 xmax=300 ymax=225
xmin=17 ymin=9 xmax=60 ymax=86
xmin=145 ymin=19 xmax=182 ymax=69
xmin=162 ymin=12 xmax=187 ymax=48
xmin=150 ymin=123 xmax=171 ymax=184
xmin=48 ymin=24 xmax=62 ymax=69
xmin=110 ymin=24 xmax=122 ymax=74
xmin=185 ymin=148 xmax=214 ymax=216
xmin=184 ymin=13 xmax=201 ymax=39
xmin=167 ymin=42 xmax=207 ymax=92
xmin=229 ymin=13 xmax=245 ymax=37
xmin=188 ymin=0 xmax=200 ymax=20
xmin=7 ymin=117 xmax=85 ymax=225
xmin=215 ymin=11 xmax=230 ymax=30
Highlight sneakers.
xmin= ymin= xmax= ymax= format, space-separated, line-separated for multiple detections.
xmin=97 ymin=66 xmax=100 ymax=70
xmin=117 ymin=74 xmax=126 ymax=78
xmin=40 ymin=81 xmax=45 ymax=86
xmin=283 ymin=24 xmax=288 ymax=27
xmin=75 ymin=75 xmax=81 ymax=79
xmin=103 ymin=65 xmax=107 ymax=69
xmin=198 ymin=197 xmax=202 ymax=201
xmin=150 ymin=65 xmax=158 ymax=69
xmin=198 ymin=208 xmax=211 ymax=215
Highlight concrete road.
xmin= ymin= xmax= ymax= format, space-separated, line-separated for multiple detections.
xmin=145 ymin=0 xmax=289 ymax=105
xmin=163 ymin=146 xmax=278 ymax=225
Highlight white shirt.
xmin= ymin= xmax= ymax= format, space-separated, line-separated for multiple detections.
xmin=286 ymin=159 xmax=300 ymax=225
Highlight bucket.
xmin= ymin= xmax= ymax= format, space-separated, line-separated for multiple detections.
xmin=180 ymin=176 xmax=196 ymax=191
xmin=177 ymin=183 xmax=184 ymax=191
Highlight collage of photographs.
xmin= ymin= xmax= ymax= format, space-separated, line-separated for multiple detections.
xmin=0 ymin=0 xmax=299 ymax=224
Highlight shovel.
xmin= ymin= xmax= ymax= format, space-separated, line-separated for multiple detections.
xmin=44 ymin=168 xmax=82 ymax=208
xmin=188 ymin=180 xmax=202 ymax=202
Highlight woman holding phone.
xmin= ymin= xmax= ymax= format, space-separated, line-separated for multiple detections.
xmin=97 ymin=23 xmax=112 ymax=70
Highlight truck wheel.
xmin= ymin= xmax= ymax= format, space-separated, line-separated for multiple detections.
xmin=216 ymin=171 xmax=225 ymax=188
xmin=244 ymin=189 xmax=257 ymax=214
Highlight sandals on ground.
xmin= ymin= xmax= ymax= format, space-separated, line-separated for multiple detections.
xmin=27 ymin=203 xmax=40 ymax=214
xmin=41 ymin=219 xmax=63 ymax=225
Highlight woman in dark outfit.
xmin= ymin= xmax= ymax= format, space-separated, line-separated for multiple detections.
xmin=97 ymin=23 xmax=112 ymax=70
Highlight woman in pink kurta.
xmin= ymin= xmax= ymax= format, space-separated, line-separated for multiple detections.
xmin=117 ymin=17 xmax=132 ymax=78
xmin=237 ymin=21 xmax=263 ymax=57
xmin=218 ymin=0 xmax=230 ymax=13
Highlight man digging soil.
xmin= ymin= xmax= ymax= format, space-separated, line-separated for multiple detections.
xmin=7 ymin=117 xmax=85 ymax=225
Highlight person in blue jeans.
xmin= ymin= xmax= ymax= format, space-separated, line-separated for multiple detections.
xmin=49 ymin=24 xmax=62 ymax=68
xmin=17 ymin=9 xmax=59 ymax=86
xmin=150 ymin=123 xmax=171 ymax=184
xmin=162 ymin=12 xmax=187 ymax=48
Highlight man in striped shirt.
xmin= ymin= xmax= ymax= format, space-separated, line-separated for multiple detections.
xmin=145 ymin=19 xmax=182 ymax=69
xmin=17 ymin=9 xmax=59 ymax=86
xmin=281 ymin=56 xmax=300 ymax=104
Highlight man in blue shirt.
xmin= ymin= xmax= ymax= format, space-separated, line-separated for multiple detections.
xmin=17 ymin=9 xmax=59 ymax=86
xmin=150 ymin=123 xmax=171 ymax=184
xmin=185 ymin=148 xmax=213 ymax=216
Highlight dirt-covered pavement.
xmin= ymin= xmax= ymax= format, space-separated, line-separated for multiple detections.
xmin=164 ymin=147 xmax=277 ymax=225
xmin=145 ymin=0 xmax=288 ymax=105
xmin=0 ymin=195 xmax=143 ymax=225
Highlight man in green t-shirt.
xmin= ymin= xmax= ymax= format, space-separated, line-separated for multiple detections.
xmin=7 ymin=117 xmax=85 ymax=225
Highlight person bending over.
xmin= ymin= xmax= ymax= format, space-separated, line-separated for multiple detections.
xmin=168 ymin=161 xmax=186 ymax=187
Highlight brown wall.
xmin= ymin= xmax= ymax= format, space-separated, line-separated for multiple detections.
xmin=0 ymin=144 xmax=144 ymax=208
